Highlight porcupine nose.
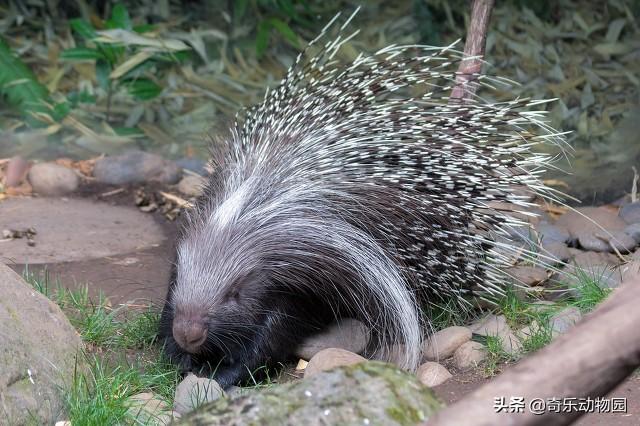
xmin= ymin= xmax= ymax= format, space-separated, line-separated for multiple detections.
xmin=173 ymin=316 xmax=208 ymax=353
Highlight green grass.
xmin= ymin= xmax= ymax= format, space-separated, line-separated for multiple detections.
xmin=23 ymin=268 xmax=180 ymax=425
xmin=478 ymin=265 xmax=614 ymax=374
xmin=567 ymin=266 xmax=614 ymax=312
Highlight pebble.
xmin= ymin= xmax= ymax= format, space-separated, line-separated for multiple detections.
xmin=5 ymin=156 xmax=30 ymax=187
xmin=304 ymin=348 xmax=367 ymax=378
xmin=499 ymin=331 xmax=523 ymax=355
xmin=452 ymin=341 xmax=487 ymax=370
xmin=295 ymin=318 xmax=370 ymax=361
xmin=623 ymin=223 xmax=640 ymax=243
xmin=470 ymin=314 xmax=509 ymax=337
xmin=423 ymin=326 xmax=472 ymax=361
xmin=506 ymin=266 xmax=548 ymax=286
xmin=619 ymin=202 xmax=640 ymax=224
xmin=93 ymin=150 xmax=181 ymax=185
xmin=127 ymin=392 xmax=174 ymax=425
xmin=173 ymin=374 xmax=224 ymax=415
xmin=537 ymin=222 xmax=570 ymax=244
xmin=416 ymin=362 xmax=452 ymax=387
xmin=470 ymin=314 xmax=521 ymax=355
xmin=516 ymin=320 xmax=545 ymax=340
xmin=550 ymin=307 xmax=582 ymax=337
xmin=176 ymin=157 xmax=208 ymax=175
xmin=556 ymin=207 xmax=632 ymax=253
xmin=539 ymin=241 xmax=572 ymax=265
xmin=177 ymin=175 xmax=206 ymax=197
xmin=28 ymin=162 xmax=79 ymax=196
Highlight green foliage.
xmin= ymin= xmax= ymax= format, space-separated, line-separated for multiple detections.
xmin=61 ymin=3 xmax=190 ymax=102
xmin=234 ymin=0 xmax=324 ymax=57
xmin=0 ymin=38 xmax=68 ymax=127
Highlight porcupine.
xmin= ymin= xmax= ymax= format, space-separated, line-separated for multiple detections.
xmin=159 ymin=11 xmax=566 ymax=388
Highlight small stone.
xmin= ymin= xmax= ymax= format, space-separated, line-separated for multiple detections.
xmin=423 ymin=326 xmax=472 ymax=361
xmin=572 ymin=251 xmax=619 ymax=268
xmin=225 ymin=386 xmax=244 ymax=398
xmin=516 ymin=320 xmax=544 ymax=339
xmin=537 ymin=222 xmax=570 ymax=244
xmin=28 ymin=163 xmax=79 ymax=196
xmin=93 ymin=150 xmax=181 ymax=185
xmin=54 ymin=422 xmax=71 ymax=426
xmin=608 ymin=230 xmax=637 ymax=252
xmin=452 ymin=341 xmax=487 ymax=370
xmin=176 ymin=157 xmax=208 ymax=175
xmin=416 ymin=362 xmax=452 ymax=387
xmin=556 ymin=207 xmax=633 ymax=253
xmin=539 ymin=241 xmax=572 ymax=265
xmin=177 ymin=175 xmax=206 ymax=197
xmin=295 ymin=318 xmax=370 ymax=360
xmin=623 ymin=223 xmax=640 ymax=243
xmin=500 ymin=331 xmax=523 ymax=355
xmin=5 ymin=156 xmax=30 ymax=187
xmin=470 ymin=314 xmax=509 ymax=337
xmin=127 ymin=392 xmax=173 ymax=425
xmin=550 ymin=307 xmax=582 ymax=337
xmin=619 ymin=202 xmax=640 ymax=224
xmin=506 ymin=266 xmax=548 ymax=286
xmin=174 ymin=374 xmax=224 ymax=415
xmin=304 ymin=348 xmax=367 ymax=378
xmin=296 ymin=359 xmax=309 ymax=370
xmin=470 ymin=315 xmax=521 ymax=355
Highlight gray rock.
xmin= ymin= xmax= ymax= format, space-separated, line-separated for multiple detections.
xmin=0 ymin=263 xmax=84 ymax=425
xmin=177 ymin=175 xmax=206 ymax=197
xmin=539 ymin=241 xmax=572 ymax=265
xmin=93 ymin=150 xmax=181 ymax=185
xmin=452 ymin=341 xmax=487 ymax=370
xmin=506 ymin=266 xmax=548 ymax=286
xmin=304 ymin=348 xmax=367 ymax=378
xmin=5 ymin=156 xmax=30 ymax=187
xmin=537 ymin=222 xmax=570 ymax=244
xmin=470 ymin=314 xmax=521 ymax=355
xmin=295 ymin=318 xmax=370 ymax=361
xmin=550 ymin=307 xmax=582 ymax=337
xmin=176 ymin=158 xmax=208 ymax=175
xmin=174 ymin=362 xmax=442 ymax=425
xmin=416 ymin=362 xmax=452 ymax=386
xmin=28 ymin=162 xmax=79 ymax=195
xmin=128 ymin=392 xmax=174 ymax=425
xmin=174 ymin=374 xmax=224 ymax=415
xmin=470 ymin=314 xmax=509 ymax=337
xmin=556 ymin=207 xmax=630 ymax=253
xmin=423 ymin=326 xmax=472 ymax=361
xmin=619 ymin=202 xmax=640 ymax=224
xmin=499 ymin=331 xmax=523 ymax=355
xmin=623 ymin=223 xmax=640 ymax=243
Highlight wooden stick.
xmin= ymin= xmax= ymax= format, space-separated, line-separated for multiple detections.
xmin=427 ymin=262 xmax=640 ymax=425
xmin=449 ymin=0 xmax=495 ymax=104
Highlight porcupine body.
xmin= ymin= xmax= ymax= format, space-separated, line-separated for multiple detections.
xmin=159 ymin=12 xmax=565 ymax=388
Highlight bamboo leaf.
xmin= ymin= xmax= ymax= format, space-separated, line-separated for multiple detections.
xmin=0 ymin=37 xmax=59 ymax=127
xmin=60 ymin=47 xmax=105 ymax=61
xmin=126 ymin=78 xmax=162 ymax=100
xmin=110 ymin=3 xmax=132 ymax=30
xmin=70 ymin=19 xmax=97 ymax=40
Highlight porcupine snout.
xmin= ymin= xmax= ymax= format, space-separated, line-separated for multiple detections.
xmin=172 ymin=313 xmax=208 ymax=354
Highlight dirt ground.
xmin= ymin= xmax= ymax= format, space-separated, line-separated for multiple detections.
xmin=3 ymin=184 xmax=638 ymax=425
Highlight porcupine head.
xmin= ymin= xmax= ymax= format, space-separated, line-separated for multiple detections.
xmin=159 ymin=10 xmax=566 ymax=388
